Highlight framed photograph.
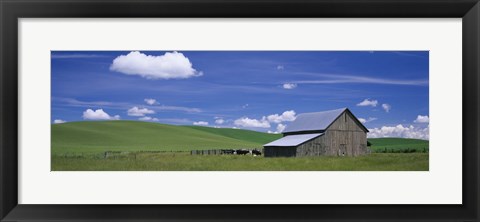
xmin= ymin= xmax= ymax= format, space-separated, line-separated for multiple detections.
xmin=1 ymin=0 xmax=479 ymax=221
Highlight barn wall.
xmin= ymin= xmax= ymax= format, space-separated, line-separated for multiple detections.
xmin=323 ymin=112 xmax=368 ymax=156
xmin=296 ymin=135 xmax=327 ymax=156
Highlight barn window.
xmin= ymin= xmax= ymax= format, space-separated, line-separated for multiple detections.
xmin=344 ymin=113 xmax=347 ymax=122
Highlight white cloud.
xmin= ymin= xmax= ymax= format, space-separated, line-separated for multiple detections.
xmin=215 ymin=118 xmax=225 ymax=125
xmin=153 ymin=105 xmax=201 ymax=113
xmin=277 ymin=65 xmax=284 ymax=70
xmin=82 ymin=109 xmax=120 ymax=120
xmin=414 ymin=115 xmax=429 ymax=123
xmin=56 ymin=98 xmax=119 ymax=108
xmin=155 ymin=118 xmax=191 ymax=124
xmin=357 ymin=98 xmax=378 ymax=107
xmin=368 ymin=117 xmax=378 ymax=122
xmin=382 ymin=103 xmax=391 ymax=112
xmin=292 ymin=73 xmax=428 ymax=86
xmin=56 ymin=98 xmax=201 ymax=113
xmin=110 ymin=51 xmax=202 ymax=80
xmin=268 ymin=123 xmax=287 ymax=134
xmin=368 ymin=124 xmax=429 ymax=140
xmin=282 ymin=83 xmax=297 ymax=89
xmin=358 ymin=117 xmax=377 ymax=124
xmin=144 ymin=98 xmax=156 ymax=105
xmin=139 ymin=116 xmax=159 ymax=122
xmin=276 ymin=123 xmax=286 ymax=133
xmin=193 ymin=121 xmax=209 ymax=126
xmin=234 ymin=117 xmax=271 ymax=128
xmin=53 ymin=119 xmax=66 ymax=124
xmin=127 ymin=106 xmax=155 ymax=117
xmin=234 ymin=110 xmax=295 ymax=130
xmin=267 ymin=110 xmax=296 ymax=123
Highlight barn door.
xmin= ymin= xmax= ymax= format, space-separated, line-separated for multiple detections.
xmin=339 ymin=144 xmax=346 ymax=156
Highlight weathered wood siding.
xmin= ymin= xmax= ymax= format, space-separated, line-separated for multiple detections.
xmin=295 ymin=135 xmax=327 ymax=156
xmin=296 ymin=111 xmax=368 ymax=157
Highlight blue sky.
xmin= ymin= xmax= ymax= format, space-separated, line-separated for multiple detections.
xmin=51 ymin=51 xmax=429 ymax=139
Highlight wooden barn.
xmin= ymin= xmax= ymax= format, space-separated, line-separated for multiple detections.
xmin=263 ymin=108 xmax=369 ymax=157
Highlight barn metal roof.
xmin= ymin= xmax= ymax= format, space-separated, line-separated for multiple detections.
xmin=263 ymin=133 xmax=323 ymax=147
xmin=283 ymin=108 xmax=347 ymax=133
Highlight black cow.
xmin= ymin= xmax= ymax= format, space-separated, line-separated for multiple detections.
xmin=251 ymin=149 xmax=262 ymax=156
xmin=235 ymin=149 xmax=250 ymax=155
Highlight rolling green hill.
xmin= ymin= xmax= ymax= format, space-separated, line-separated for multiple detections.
xmin=183 ymin=125 xmax=281 ymax=144
xmin=368 ymin=138 xmax=429 ymax=153
xmin=52 ymin=121 xmax=428 ymax=155
xmin=51 ymin=121 xmax=281 ymax=154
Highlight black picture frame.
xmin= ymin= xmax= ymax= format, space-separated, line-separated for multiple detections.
xmin=1 ymin=0 xmax=479 ymax=221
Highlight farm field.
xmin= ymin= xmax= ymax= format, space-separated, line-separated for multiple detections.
xmin=52 ymin=121 xmax=429 ymax=171
xmin=52 ymin=152 xmax=428 ymax=171
xmin=51 ymin=121 xmax=281 ymax=154
xmin=369 ymin=138 xmax=429 ymax=153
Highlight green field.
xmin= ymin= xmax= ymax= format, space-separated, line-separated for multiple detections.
xmin=52 ymin=121 xmax=281 ymax=154
xmin=368 ymin=138 xmax=429 ymax=153
xmin=51 ymin=121 xmax=428 ymax=171
xmin=52 ymin=152 xmax=428 ymax=171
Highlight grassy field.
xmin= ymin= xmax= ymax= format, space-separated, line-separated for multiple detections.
xmin=52 ymin=152 xmax=429 ymax=171
xmin=51 ymin=121 xmax=429 ymax=171
xmin=368 ymin=138 xmax=429 ymax=153
xmin=52 ymin=121 xmax=281 ymax=154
